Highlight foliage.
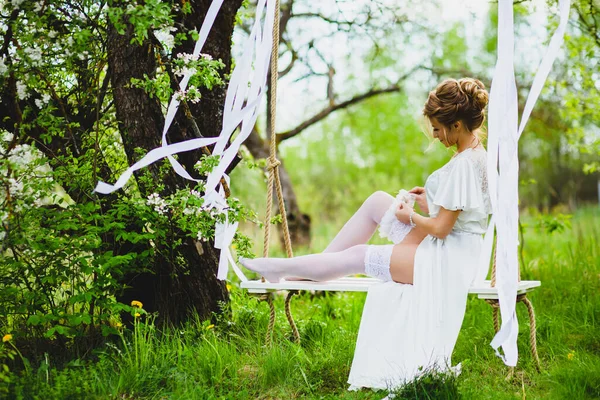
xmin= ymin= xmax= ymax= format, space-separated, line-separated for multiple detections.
xmin=547 ymin=0 xmax=600 ymax=174
xmin=0 ymin=130 xmax=257 ymax=342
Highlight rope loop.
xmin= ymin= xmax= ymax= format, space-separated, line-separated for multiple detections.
xmin=267 ymin=158 xmax=282 ymax=170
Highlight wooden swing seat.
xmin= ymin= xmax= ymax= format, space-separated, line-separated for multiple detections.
xmin=241 ymin=277 xmax=541 ymax=298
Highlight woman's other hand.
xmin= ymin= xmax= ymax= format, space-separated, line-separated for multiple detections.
xmin=409 ymin=186 xmax=429 ymax=214
xmin=395 ymin=203 xmax=414 ymax=225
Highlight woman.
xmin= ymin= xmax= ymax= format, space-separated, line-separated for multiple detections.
xmin=240 ymin=77 xmax=492 ymax=389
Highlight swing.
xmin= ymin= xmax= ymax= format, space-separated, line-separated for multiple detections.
xmin=233 ymin=0 xmax=549 ymax=371
xmin=96 ymin=0 xmax=567 ymax=372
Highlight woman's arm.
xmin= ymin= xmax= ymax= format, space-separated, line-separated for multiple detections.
xmin=395 ymin=203 xmax=460 ymax=239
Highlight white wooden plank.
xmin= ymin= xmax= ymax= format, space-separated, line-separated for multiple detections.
xmin=239 ymin=279 xmax=541 ymax=295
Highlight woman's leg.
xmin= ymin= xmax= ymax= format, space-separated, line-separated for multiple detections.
xmin=240 ymin=241 xmax=421 ymax=284
xmin=322 ymin=191 xmax=394 ymax=253
xmin=389 ymin=243 xmax=420 ymax=284
xmin=240 ymin=244 xmax=370 ymax=283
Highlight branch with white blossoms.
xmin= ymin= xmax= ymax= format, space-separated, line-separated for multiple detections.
xmin=174 ymin=87 xmax=201 ymax=104
xmin=146 ymin=193 xmax=169 ymax=215
xmin=171 ymin=52 xmax=225 ymax=90
xmin=1 ymin=130 xmax=57 ymax=242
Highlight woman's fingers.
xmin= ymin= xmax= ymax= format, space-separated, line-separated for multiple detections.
xmin=409 ymin=186 xmax=425 ymax=194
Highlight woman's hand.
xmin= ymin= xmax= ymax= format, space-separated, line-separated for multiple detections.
xmin=394 ymin=202 xmax=414 ymax=225
xmin=409 ymin=186 xmax=429 ymax=214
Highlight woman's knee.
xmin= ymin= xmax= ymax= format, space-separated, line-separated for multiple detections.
xmin=365 ymin=191 xmax=394 ymax=222
xmin=368 ymin=190 xmax=394 ymax=204
xmin=341 ymin=244 xmax=370 ymax=259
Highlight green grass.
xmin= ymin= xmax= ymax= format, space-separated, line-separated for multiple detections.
xmin=3 ymin=207 xmax=600 ymax=399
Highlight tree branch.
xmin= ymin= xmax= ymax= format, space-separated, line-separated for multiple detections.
xmin=279 ymin=0 xmax=294 ymax=42
xmin=277 ymin=66 xmax=422 ymax=143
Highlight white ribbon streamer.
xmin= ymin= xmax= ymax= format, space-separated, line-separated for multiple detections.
xmin=482 ymin=0 xmax=570 ymax=366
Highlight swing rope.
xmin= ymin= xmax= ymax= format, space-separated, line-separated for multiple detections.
xmin=259 ymin=0 xmax=298 ymax=346
xmin=262 ymin=0 xmax=294 ymax=264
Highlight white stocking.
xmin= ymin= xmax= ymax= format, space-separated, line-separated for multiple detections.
xmin=239 ymin=245 xmax=370 ymax=283
xmin=322 ymin=191 xmax=394 ymax=253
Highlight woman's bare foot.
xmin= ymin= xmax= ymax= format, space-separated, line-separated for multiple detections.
xmin=238 ymin=256 xmax=283 ymax=283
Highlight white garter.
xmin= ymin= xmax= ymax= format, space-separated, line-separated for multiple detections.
xmin=378 ymin=189 xmax=415 ymax=244
xmin=364 ymin=244 xmax=394 ymax=282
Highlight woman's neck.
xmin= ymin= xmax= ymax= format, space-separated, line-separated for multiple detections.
xmin=456 ymin=132 xmax=479 ymax=153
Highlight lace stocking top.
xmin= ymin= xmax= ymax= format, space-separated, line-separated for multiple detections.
xmin=425 ymin=147 xmax=492 ymax=234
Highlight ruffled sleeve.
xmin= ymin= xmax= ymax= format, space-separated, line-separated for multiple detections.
xmin=432 ymin=156 xmax=490 ymax=217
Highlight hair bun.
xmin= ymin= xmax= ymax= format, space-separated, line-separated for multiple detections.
xmin=459 ymin=78 xmax=488 ymax=111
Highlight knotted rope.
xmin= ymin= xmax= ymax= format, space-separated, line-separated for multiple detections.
xmin=257 ymin=0 xmax=299 ymax=346
xmin=262 ymin=0 xmax=293 ymax=263
xmin=489 ymin=234 xmax=539 ymax=371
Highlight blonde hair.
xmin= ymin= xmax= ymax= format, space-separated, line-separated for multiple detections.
xmin=422 ymin=78 xmax=489 ymax=142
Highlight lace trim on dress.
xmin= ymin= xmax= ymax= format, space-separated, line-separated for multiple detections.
xmin=465 ymin=148 xmax=491 ymax=212
xmin=364 ymin=244 xmax=394 ymax=282
xmin=443 ymin=148 xmax=492 ymax=214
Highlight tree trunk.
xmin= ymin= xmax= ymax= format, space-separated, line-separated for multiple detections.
xmin=245 ymin=127 xmax=312 ymax=248
xmin=106 ymin=0 xmax=242 ymax=325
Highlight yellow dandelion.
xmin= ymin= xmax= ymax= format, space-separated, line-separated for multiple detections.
xmin=2 ymin=334 xmax=12 ymax=343
xmin=231 ymin=244 xmax=237 ymax=249
xmin=116 ymin=322 xmax=123 ymax=328
xmin=134 ymin=313 xmax=141 ymax=318
xmin=567 ymin=352 xmax=575 ymax=360
xmin=226 ymin=284 xmax=232 ymax=291
xmin=206 ymin=324 xmax=215 ymax=330
xmin=131 ymin=300 xmax=143 ymax=308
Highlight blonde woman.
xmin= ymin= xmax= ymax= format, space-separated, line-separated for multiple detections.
xmin=241 ymin=78 xmax=492 ymax=389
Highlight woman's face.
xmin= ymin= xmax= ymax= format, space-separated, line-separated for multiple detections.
xmin=430 ymin=118 xmax=451 ymax=147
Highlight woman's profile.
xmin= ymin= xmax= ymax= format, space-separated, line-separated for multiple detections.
xmin=240 ymin=77 xmax=493 ymax=389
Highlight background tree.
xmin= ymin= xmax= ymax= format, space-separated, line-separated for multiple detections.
xmin=0 ymin=0 xmax=251 ymax=346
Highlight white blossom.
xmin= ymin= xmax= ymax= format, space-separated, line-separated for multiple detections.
xmin=146 ymin=193 xmax=169 ymax=215
xmin=33 ymin=1 xmax=43 ymax=12
xmin=48 ymin=30 xmax=58 ymax=39
xmin=16 ymin=81 xmax=29 ymax=100
xmin=174 ymin=66 xmax=196 ymax=77
xmin=176 ymin=53 xmax=199 ymax=63
xmin=154 ymin=27 xmax=176 ymax=51
xmin=200 ymin=53 xmax=213 ymax=61
xmin=1 ymin=130 xmax=13 ymax=143
xmin=0 ymin=57 xmax=8 ymax=76
xmin=8 ymin=143 xmax=36 ymax=165
xmin=42 ymin=93 xmax=51 ymax=103
xmin=35 ymin=99 xmax=43 ymax=109
xmin=24 ymin=47 xmax=43 ymax=65
xmin=11 ymin=0 xmax=25 ymax=9
xmin=8 ymin=178 xmax=24 ymax=196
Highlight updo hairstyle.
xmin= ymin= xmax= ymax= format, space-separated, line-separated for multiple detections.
xmin=423 ymin=78 xmax=489 ymax=133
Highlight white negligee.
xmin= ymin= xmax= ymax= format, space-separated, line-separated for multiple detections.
xmin=348 ymin=147 xmax=492 ymax=390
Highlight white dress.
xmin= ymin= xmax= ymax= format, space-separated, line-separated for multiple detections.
xmin=348 ymin=147 xmax=492 ymax=390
